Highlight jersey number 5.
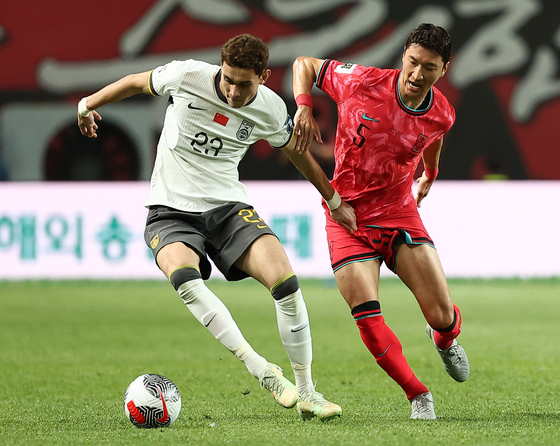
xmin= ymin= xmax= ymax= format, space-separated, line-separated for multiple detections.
xmin=353 ymin=123 xmax=370 ymax=148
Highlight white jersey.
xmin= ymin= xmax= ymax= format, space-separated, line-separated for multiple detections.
xmin=144 ymin=59 xmax=293 ymax=212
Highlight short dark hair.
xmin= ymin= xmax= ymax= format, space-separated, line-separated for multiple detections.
xmin=221 ymin=34 xmax=269 ymax=76
xmin=405 ymin=23 xmax=452 ymax=65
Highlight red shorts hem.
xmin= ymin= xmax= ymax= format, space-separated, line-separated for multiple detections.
xmin=326 ymin=217 xmax=433 ymax=273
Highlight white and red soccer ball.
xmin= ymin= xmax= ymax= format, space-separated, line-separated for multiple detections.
xmin=123 ymin=374 xmax=182 ymax=428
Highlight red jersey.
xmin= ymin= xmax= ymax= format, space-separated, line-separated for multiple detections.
xmin=317 ymin=60 xmax=455 ymax=226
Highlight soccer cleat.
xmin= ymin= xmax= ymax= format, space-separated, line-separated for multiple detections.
xmin=297 ymin=389 xmax=342 ymax=421
xmin=426 ymin=324 xmax=470 ymax=382
xmin=410 ymin=392 xmax=436 ymax=419
xmin=258 ymin=363 xmax=298 ymax=408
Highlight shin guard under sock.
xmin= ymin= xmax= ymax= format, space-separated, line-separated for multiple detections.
xmin=272 ymin=275 xmax=313 ymax=367
xmin=352 ymin=301 xmax=428 ymax=400
xmin=170 ymin=266 xmax=267 ymax=378
xmin=272 ymin=274 xmax=314 ymax=392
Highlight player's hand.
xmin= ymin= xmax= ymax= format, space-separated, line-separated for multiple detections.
xmin=331 ymin=201 xmax=357 ymax=234
xmin=293 ymin=105 xmax=322 ymax=155
xmin=78 ymin=110 xmax=102 ymax=138
xmin=415 ymin=172 xmax=435 ymax=208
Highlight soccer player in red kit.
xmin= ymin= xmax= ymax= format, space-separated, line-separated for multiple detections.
xmin=291 ymin=23 xmax=470 ymax=419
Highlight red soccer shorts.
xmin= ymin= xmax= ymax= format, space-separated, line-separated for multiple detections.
xmin=325 ymin=214 xmax=435 ymax=273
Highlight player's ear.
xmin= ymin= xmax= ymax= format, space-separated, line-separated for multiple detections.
xmin=441 ymin=61 xmax=449 ymax=77
xmin=260 ymin=69 xmax=271 ymax=85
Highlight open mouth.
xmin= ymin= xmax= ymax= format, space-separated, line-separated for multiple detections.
xmin=408 ymin=80 xmax=421 ymax=91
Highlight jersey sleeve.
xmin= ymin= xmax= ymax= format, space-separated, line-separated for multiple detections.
xmin=264 ymin=95 xmax=294 ymax=149
xmin=316 ymin=59 xmax=371 ymax=102
xmin=149 ymin=59 xmax=198 ymax=97
xmin=434 ymin=88 xmax=456 ymax=134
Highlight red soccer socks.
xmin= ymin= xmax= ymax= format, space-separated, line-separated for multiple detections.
xmin=431 ymin=304 xmax=462 ymax=350
xmin=352 ymin=301 xmax=428 ymax=400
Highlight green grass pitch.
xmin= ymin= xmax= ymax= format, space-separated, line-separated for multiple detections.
xmin=1 ymin=278 xmax=559 ymax=445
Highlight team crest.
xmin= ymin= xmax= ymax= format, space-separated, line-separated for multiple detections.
xmin=236 ymin=120 xmax=255 ymax=141
xmin=411 ymin=134 xmax=428 ymax=153
xmin=150 ymin=234 xmax=159 ymax=249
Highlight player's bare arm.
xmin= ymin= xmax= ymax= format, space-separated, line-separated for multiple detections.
xmin=292 ymin=57 xmax=325 ymax=154
xmin=77 ymin=71 xmax=153 ymax=138
xmin=282 ymin=139 xmax=357 ymax=234
xmin=416 ymin=138 xmax=443 ymax=207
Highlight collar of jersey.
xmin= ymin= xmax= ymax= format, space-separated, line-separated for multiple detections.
xmin=395 ymin=72 xmax=433 ymax=116
xmin=215 ymin=70 xmax=259 ymax=107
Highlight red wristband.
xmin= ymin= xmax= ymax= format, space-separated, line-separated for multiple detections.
xmin=295 ymin=94 xmax=313 ymax=109
xmin=424 ymin=167 xmax=439 ymax=180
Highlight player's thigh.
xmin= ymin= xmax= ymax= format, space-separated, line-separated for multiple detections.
xmin=234 ymin=234 xmax=293 ymax=289
xmin=394 ymin=243 xmax=454 ymax=327
xmin=334 ymin=259 xmax=381 ymax=309
xmin=156 ymin=242 xmax=202 ymax=279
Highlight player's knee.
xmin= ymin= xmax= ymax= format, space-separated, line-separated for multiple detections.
xmin=271 ymin=273 xmax=300 ymax=301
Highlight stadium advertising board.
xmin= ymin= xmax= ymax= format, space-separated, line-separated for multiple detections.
xmin=0 ymin=181 xmax=558 ymax=279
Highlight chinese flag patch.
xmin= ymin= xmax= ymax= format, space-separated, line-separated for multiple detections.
xmin=213 ymin=113 xmax=229 ymax=126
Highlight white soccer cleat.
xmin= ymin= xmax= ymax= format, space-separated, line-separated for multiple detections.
xmin=258 ymin=363 xmax=298 ymax=408
xmin=426 ymin=324 xmax=470 ymax=382
xmin=410 ymin=392 xmax=437 ymax=419
xmin=297 ymin=389 xmax=342 ymax=421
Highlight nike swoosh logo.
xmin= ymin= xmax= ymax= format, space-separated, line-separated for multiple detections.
xmin=291 ymin=323 xmax=308 ymax=333
xmin=127 ymin=400 xmax=146 ymax=424
xmin=188 ymin=102 xmax=206 ymax=110
xmin=204 ymin=313 xmax=217 ymax=327
xmin=155 ymin=386 xmax=170 ymax=423
xmin=362 ymin=113 xmax=380 ymax=122
xmin=377 ymin=343 xmax=391 ymax=357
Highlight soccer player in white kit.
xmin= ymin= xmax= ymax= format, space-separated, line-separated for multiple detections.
xmin=77 ymin=34 xmax=352 ymax=421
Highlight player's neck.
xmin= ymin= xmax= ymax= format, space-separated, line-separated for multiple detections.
xmin=402 ymin=96 xmax=425 ymax=110
xmin=397 ymin=74 xmax=432 ymax=111
xmin=399 ymin=86 xmax=428 ymax=110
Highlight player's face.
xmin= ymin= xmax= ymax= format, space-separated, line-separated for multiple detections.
xmin=219 ymin=63 xmax=270 ymax=108
xmin=400 ymin=44 xmax=448 ymax=106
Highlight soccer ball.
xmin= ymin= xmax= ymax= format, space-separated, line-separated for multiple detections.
xmin=123 ymin=374 xmax=182 ymax=428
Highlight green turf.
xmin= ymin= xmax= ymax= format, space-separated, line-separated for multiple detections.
xmin=0 ymin=278 xmax=559 ymax=445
